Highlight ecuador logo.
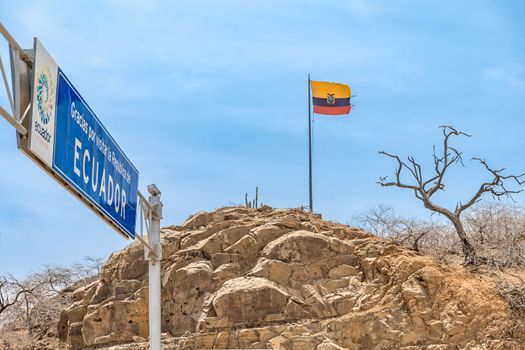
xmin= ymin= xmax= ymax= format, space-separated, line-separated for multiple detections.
xmin=36 ymin=66 xmax=55 ymax=125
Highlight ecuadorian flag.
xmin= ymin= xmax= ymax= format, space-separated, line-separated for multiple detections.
xmin=310 ymin=80 xmax=351 ymax=115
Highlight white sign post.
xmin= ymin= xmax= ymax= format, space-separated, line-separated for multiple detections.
xmin=0 ymin=23 xmax=163 ymax=349
xmin=147 ymin=184 xmax=163 ymax=350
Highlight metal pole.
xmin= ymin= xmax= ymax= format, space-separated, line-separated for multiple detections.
xmin=308 ymin=74 xmax=313 ymax=213
xmin=147 ymin=185 xmax=162 ymax=350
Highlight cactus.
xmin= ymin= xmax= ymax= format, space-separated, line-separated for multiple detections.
xmin=244 ymin=187 xmax=261 ymax=208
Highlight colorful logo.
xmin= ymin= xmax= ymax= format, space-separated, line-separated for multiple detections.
xmin=36 ymin=67 xmax=55 ymax=125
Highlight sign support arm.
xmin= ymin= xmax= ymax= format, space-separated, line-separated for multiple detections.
xmin=0 ymin=105 xmax=27 ymax=135
xmin=0 ymin=54 xmax=15 ymax=115
xmin=135 ymin=233 xmax=156 ymax=255
xmin=0 ymin=23 xmax=32 ymax=64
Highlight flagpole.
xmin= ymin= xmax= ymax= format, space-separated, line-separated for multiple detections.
xmin=308 ymin=73 xmax=313 ymax=213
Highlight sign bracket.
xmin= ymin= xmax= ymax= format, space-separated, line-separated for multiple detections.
xmin=135 ymin=190 xmax=160 ymax=258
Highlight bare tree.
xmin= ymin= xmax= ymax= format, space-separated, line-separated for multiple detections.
xmin=82 ymin=256 xmax=104 ymax=279
xmin=0 ymin=276 xmax=35 ymax=317
xmin=378 ymin=125 xmax=525 ymax=264
xmin=1 ymin=257 xmax=103 ymax=336
xmin=353 ymin=204 xmax=397 ymax=238
xmin=16 ymin=258 xmax=101 ymax=331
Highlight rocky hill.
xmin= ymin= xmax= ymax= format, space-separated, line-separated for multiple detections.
xmin=55 ymin=206 xmax=524 ymax=349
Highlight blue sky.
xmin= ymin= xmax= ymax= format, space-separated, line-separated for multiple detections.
xmin=0 ymin=0 xmax=524 ymax=277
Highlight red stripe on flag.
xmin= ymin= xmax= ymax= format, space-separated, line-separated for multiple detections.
xmin=313 ymin=105 xmax=351 ymax=115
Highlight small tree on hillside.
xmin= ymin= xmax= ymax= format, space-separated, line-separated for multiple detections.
xmin=0 ymin=257 xmax=102 ymax=333
xmin=378 ymin=125 xmax=525 ymax=264
xmin=0 ymin=276 xmax=35 ymax=317
xmin=11 ymin=257 xmax=102 ymax=333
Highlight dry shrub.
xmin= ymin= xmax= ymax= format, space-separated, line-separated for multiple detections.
xmin=465 ymin=203 xmax=525 ymax=267
xmin=497 ymin=280 xmax=525 ymax=312
xmin=354 ymin=202 xmax=525 ymax=267
xmin=0 ymin=256 xmax=102 ymax=337
xmin=353 ymin=205 xmax=452 ymax=255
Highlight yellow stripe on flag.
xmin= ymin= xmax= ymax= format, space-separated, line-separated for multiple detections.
xmin=310 ymin=80 xmax=351 ymax=99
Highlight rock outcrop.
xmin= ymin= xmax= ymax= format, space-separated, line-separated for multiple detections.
xmin=59 ymin=207 xmax=525 ymax=349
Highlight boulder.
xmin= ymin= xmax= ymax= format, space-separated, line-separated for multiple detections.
xmin=212 ymin=277 xmax=289 ymax=325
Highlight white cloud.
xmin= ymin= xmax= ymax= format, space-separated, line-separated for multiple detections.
xmin=484 ymin=64 xmax=524 ymax=87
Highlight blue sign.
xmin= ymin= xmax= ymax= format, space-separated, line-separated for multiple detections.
xmin=29 ymin=40 xmax=139 ymax=239
xmin=50 ymin=70 xmax=139 ymax=238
